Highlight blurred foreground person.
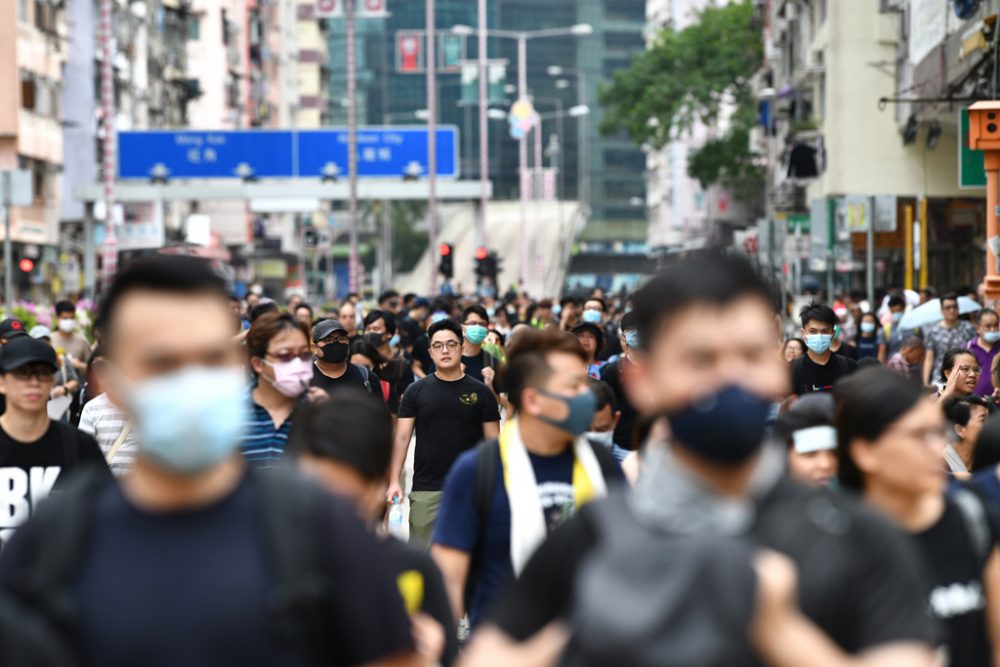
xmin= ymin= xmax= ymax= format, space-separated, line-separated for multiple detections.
xmin=837 ymin=368 xmax=1000 ymax=667
xmin=941 ymin=396 xmax=990 ymax=477
xmin=0 ymin=256 xmax=418 ymax=667
xmin=290 ymin=394 xmax=458 ymax=667
xmin=461 ymin=252 xmax=937 ymax=667
xmin=773 ymin=394 xmax=837 ymax=487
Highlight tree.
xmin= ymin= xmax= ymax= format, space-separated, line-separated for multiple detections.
xmin=599 ymin=1 xmax=763 ymax=200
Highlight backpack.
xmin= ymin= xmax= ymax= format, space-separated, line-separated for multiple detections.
xmin=6 ymin=466 xmax=337 ymax=666
xmin=463 ymin=437 xmax=621 ymax=609
xmin=353 ymin=363 xmax=375 ymax=395
xmin=567 ymin=493 xmax=758 ymax=667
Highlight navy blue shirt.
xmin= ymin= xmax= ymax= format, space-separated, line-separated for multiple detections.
xmin=433 ymin=445 xmax=615 ymax=626
xmin=974 ymin=467 xmax=1000 ymax=511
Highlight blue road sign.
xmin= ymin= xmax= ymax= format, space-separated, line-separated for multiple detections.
xmin=117 ymin=127 xmax=459 ymax=180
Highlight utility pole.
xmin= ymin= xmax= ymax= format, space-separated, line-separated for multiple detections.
xmin=100 ymin=0 xmax=117 ymax=291
xmin=427 ymin=0 xmax=438 ymax=295
xmin=517 ymin=33 xmax=528 ymax=293
xmin=346 ymin=0 xmax=359 ymax=295
xmin=478 ymin=0 xmax=489 ymax=251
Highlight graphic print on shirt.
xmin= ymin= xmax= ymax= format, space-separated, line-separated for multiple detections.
xmin=928 ymin=581 xmax=985 ymax=619
xmin=0 ymin=465 xmax=60 ymax=548
xmin=538 ymin=480 xmax=575 ymax=532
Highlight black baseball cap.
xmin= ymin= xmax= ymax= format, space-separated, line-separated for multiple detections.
xmin=312 ymin=319 xmax=348 ymax=343
xmin=572 ymin=322 xmax=605 ymax=347
xmin=0 ymin=336 xmax=57 ymax=372
xmin=0 ymin=318 xmax=27 ymax=340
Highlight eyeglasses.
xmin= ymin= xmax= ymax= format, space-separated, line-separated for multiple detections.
xmin=431 ymin=340 xmax=461 ymax=352
xmin=266 ymin=350 xmax=313 ymax=363
xmin=318 ymin=335 xmax=351 ymax=345
xmin=957 ymin=365 xmax=983 ymax=375
xmin=9 ymin=366 xmax=55 ymax=381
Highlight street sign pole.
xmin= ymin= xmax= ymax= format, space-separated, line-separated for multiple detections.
xmin=1 ymin=199 xmax=9 ymax=307
xmin=426 ymin=0 xmax=438 ymax=296
xmin=346 ymin=0 xmax=359 ymax=295
xmin=478 ymin=0 xmax=489 ymax=252
xmin=517 ymin=33 xmax=528 ymax=293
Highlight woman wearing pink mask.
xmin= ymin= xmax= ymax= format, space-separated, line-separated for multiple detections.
xmin=241 ymin=311 xmax=316 ymax=467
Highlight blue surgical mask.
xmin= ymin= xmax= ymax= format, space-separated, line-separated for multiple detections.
xmin=465 ymin=324 xmax=488 ymax=345
xmin=582 ymin=309 xmax=602 ymax=324
xmin=860 ymin=322 xmax=876 ymax=334
xmin=891 ymin=311 xmax=904 ymax=324
xmin=537 ymin=389 xmax=596 ymax=437
xmin=486 ymin=307 xmax=495 ymax=318
xmin=123 ymin=366 xmax=248 ymax=475
xmin=805 ymin=334 xmax=832 ymax=354
xmin=553 ymin=304 xmax=563 ymax=316
xmin=431 ymin=311 xmax=448 ymax=324
xmin=624 ymin=330 xmax=640 ymax=349
xmin=985 ymin=331 xmax=1000 ymax=344
xmin=666 ymin=385 xmax=772 ymax=466
xmin=389 ymin=334 xmax=400 ymax=347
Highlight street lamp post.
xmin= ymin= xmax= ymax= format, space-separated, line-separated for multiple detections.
xmin=346 ymin=0 xmax=359 ymax=295
xmin=426 ymin=0 xmax=438 ymax=296
xmin=451 ymin=23 xmax=592 ymax=296
xmin=478 ymin=0 xmax=489 ymax=252
xmin=547 ymin=65 xmax=590 ymax=214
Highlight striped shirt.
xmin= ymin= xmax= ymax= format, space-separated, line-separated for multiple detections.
xmin=238 ymin=387 xmax=297 ymax=468
xmin=78 ymin=393 xmax=137 ymax=477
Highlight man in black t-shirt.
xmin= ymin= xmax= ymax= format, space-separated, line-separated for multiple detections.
xmin=386 ymin=319 xmax=500 ymax=546
xmin=462 ymin=253 xmax=937 ymax=667
xmin=0 ymin=336 xmax=109 ymax=549
xmin=0 ymin=256 xmax=416 ymax=667
xmin=599 ymin=311 xmax=640 ymax=451
xmin=459 ymin=305 xmax=501 ymax=392
xmin=791 ymin=303 xmax=857 ymax=395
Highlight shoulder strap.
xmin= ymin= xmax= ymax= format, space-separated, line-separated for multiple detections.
xmin=585 ymin=437 xmax=623 ymax=483
xmin=953 ymin=488 xmax=992 ymax=565
xmin=253 ymin=467 xmax=335 ymax=665
xmin=352 ymin=363 xmax=374 ymax=394
xmin=105 ymin=421 xmax=133 ymax=465
xmin=474 ymin=439 xmax=499 ymax=522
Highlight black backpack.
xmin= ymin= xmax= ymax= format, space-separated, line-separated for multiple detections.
xmin=463 ymin=437 xmax=622 ymax=609
xmin=5 ymin=465 xmax=337 ymax=666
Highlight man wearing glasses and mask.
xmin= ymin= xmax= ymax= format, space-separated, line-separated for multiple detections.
xmin=311 ymin=319 xmax=381 ymax=398
xmin=386 ymin=319 xmax=500 ymax=546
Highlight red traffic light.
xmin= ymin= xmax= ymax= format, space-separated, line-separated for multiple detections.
xmin=18 ymin=258 xmax=34 ymax=273
xmin=475 ymin=246 xmax=488 ymax=261
xmin=438 ymin=243 xmax=452 ymax=256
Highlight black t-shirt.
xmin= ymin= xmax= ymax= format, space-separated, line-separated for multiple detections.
xmin=791 ymin=353 xmax=857 ymax=395
xmin=398 ymin=374 xmax=500 ymax=492
xmin=310 ymin=362 xmax=377 ymax=397
xmin=912 ymin=498 xmax=996 ymax=667
xmin=599 ymin=359 xmax=638 ymax=451
xmin=461 ymin=349 xmax=504 ymax=393
xmin=0 ymin=421 xmax=109 ymax=550
xmin=379 ymin=536 xmax=458 ymax=666
xmin=410 ymin=333 xmax=434 ymax=375
xmin=491 ymin=476 xmax=938 ymax=662
xmin=379 ymin=355 xmax=416 ymax=414
xmin=0 ymin=472 xmax=414 ymax=667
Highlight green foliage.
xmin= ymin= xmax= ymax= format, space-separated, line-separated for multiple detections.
xmin=598 ymin=0 xmax=764 ymax=197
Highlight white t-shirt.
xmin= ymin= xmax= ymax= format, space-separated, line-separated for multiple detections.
xmin=78 ymin=393 xmax=137 ymax=477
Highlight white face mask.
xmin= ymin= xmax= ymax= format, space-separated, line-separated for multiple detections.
xmin=58 ymin=319 xmax=76 ymax=333
xmin=586 ymin=430 xmax=615 ymax=448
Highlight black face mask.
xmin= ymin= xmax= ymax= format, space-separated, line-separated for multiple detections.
xmin=320 ymin=342 xmax=349 ymax=363
xmin=364 ymin=332 xmax=386 ymax=349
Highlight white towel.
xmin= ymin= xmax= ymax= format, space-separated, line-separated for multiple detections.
xmin=503 ymin=419 xmax=608 ymax=575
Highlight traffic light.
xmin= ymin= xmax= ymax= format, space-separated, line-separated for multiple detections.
xmin=474 ymin=246 xmax=488 ymax=281
xmin=18 ymin=258 xmax=34 ymax=273
xmin=438 ymin=243 xmax=454 ymax=280
xmin=485 ymin=251 xmax=501 ymax=287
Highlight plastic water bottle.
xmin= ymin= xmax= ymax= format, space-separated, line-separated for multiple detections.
xmin=387 ymin=497 xmax=405 ymax=539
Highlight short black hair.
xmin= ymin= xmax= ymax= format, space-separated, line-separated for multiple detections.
xmin=378 ymin=290 xmax=400 ymax=304
xmin=619 ymin=311 xmax=638 ymax=332
xmin=583 ymin=297 xmax=606 ymax=312
xmin=887 ymin=295 xmax=906 ymax=309
xmin=428 ymin=318 xmax=462 ymax=344
xmin=590 ymin=379 xmax=617 ymax=413
xmin=501 ymin=329 xmax=587 ymax=411
xmin=55 ymin=300 xmax=75 ymax=316
xmin=363 ymin=309 xmax=397 ymax=336
xmin=835 ymin=368 xmax=925 ymax=491
xmin=632 ymin=250 xmax=774 ymax=352
xmin=286 ymin=393 xmax=393 ymax=482
xmin=98 ymin=256 xmax=228 ymax=345
xmin=979 ymin=308 xmax=1000 ymax=325
xmin=941 ymin=292 xmax=959 ymax=305
xmin=295 ymin=303 xmax=313 ymax=316
xmin=943 ymin=395 xmax=989 ymax=428
xmin=462 ymin=305 xmax=489 ymax=323
xmin=973 ymin=417 xmax=1000 ymax=472
xmin=560 ymin=297 xmax=579 ymax=309
xmin=799 ymin=303 xmax=837 ymax=328
xmin=249 ymin=301 xmax=280 ymax=323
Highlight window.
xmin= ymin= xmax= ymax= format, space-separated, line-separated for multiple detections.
xmin=188 ymin=16 xmax=200 ymax=40
xmin=20 ymin=72 xmax=36 ymax=111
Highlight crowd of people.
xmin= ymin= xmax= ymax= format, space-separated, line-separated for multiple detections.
xmin=3 ymin=251 xmax=1000 ymax=666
